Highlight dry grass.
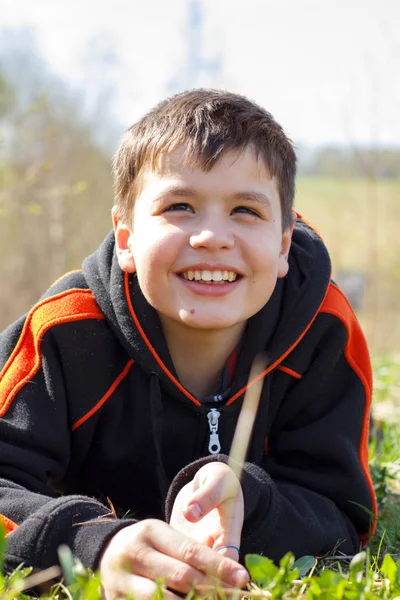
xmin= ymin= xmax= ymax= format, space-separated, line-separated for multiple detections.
xmin=296 ymin=176 xmax=400 ymax=354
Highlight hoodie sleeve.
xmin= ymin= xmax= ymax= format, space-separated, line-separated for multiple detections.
xmin=166 ymin=286 xmax=376 ymax=562
xmin=0 ymin=305 xmax=136 ymax=572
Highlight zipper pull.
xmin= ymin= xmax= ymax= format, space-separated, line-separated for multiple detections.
xmin=207 ymin=408 xmax=221 ymax=454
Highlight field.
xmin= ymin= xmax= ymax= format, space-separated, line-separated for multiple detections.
xmin=296 ymin=176 xmax=400 ymax=355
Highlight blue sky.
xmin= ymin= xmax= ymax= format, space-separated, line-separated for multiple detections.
xmin=1 ymin=0 xmax=399 ymax=147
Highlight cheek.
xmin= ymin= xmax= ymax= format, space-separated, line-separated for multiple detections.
xmin=248 ymin=236 xmax=282 ymax=273
xmin=131 ymin=227 xmax=181 ymax=277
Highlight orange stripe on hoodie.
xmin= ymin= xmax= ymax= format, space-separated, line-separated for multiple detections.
xmin=277 ymin=365 xmax=302 ymax=379
xmin=0 ymin=289 xmax=104 ymax=417
xmin=72 ymin=358 xmax=135 ymax=431
xmin=124 ymin=273 xmax=201 ymax=406
xmin=226 ymin=283 xmax=332 ymax=406
xmin=0 ymin=514 xmax=18 ymax=536
xmin=320 ymin=282 xmax=378 ymax=536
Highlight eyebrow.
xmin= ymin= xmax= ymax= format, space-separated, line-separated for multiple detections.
xmin=153 ymin=185 xmax=199 ymax=202
xmin=231 ymin=191 xmax=272 ymax=208
xmin=153 ymin=186 xmax=272 ymax=207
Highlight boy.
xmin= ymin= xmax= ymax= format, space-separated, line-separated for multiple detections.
xmin=0 ymin=89 xmax=376 ymax=599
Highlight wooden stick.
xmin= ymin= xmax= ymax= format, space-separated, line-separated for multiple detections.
xmin=228 ymin=353 xmax=268 ymax=480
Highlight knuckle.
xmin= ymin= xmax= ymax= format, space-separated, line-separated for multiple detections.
xmin=215 ymin=556 xmax=233 ymax=580
xmin=168 ymin=566 xmax=193 ymax=591
xmin=133 ymin=518 xmax=159 ymax=542
xmin=179 ymin=539 xmax=199 ymax=564
xmin=139 ymin=518 xmax=158 ymax=533
xmin=128 ymin=540 xmax=151 ymax=567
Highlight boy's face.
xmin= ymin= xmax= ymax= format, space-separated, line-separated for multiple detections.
xmin=114 ymin=146 xmax=294 ymax=333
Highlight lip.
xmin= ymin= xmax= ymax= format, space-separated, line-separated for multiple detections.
xmin=176 ymin=273 xmax=242 ymax=297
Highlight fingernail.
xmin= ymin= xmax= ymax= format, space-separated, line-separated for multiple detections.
xmin=187 ymin=503 xmax=202 ymax=519
xmin=233 ymin=569 xmax=249 ymax=587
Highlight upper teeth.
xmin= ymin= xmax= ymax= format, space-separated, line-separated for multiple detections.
xmin=182 ymin=270 xmax=238 ymax=282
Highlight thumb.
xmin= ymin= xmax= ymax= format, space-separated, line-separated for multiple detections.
xmin=184 ymin=464 xmax=241 ymax=522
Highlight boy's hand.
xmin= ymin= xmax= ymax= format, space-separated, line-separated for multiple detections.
xmin=170 ymin=462 xmax=244 ymax=562
xmin=100 ymin=518 xmax=249 ymax=600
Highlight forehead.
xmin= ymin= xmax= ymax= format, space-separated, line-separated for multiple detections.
xmin=138 ymin=145 xmax=276 ymax=193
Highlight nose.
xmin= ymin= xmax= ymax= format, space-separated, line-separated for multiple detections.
xmin=189 ymin=218 xmax=234 ymax=251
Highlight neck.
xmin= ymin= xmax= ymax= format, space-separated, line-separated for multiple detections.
xmin=160 ymin=318 xmax=246 ymax=399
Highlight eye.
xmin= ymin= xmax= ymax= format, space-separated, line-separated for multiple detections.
xmin=232 ymin=206 xmax=260 ymax=217
xmin=163 ymin=202 xmax=194 ymax=213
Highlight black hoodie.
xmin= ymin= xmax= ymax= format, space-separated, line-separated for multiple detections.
xmin=0 ymin=217 xmax=376 ymax=572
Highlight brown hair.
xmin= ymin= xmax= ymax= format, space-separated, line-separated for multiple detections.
xmin=113 ymin=89 xmax=297 ymax=230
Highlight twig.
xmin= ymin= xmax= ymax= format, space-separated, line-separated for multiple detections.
xmin=196 ymin=583 xmax=272 ymax=597
xmin=57 ymin=582 xmax=73 ymax=600
xmin=320 ymin=554 xmax=357 ymax=560
xmin=15 ymin=565 xmax=62 ymax=592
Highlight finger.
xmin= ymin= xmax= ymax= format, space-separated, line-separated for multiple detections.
xmin=149 ymin=522 xmax=249 ymax=588
xmin=103 ymin=571 xmax=180 ymax=600
xmin=129 ymin=544 xmax=240 ymax=595
xmin=210 ymin=502 xmax=243 ymax=557
xmin=214 ymin=545 xmax=240 ymax=562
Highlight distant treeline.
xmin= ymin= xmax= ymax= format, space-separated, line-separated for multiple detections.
xmin=299 ymin=146 xmax=400 ymax=179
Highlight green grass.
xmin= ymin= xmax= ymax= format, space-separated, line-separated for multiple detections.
xmin=1 ymin=355 xmax=399 ymax=598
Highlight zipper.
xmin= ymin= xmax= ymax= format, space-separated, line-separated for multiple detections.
xmin=207 ymin=408 xmax=221 ymax=454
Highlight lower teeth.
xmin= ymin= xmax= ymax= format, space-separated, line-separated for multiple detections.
xmin=180 ymin=275 xmax=236 ymax=283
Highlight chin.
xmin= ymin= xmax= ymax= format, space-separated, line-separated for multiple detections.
xmin=179 ymin=311 xmax=242 ymax=331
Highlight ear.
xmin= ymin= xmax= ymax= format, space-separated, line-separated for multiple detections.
xmin=112 ymin=206 xmax=136 ymax=273
xmin=277 ymin=211 xmax=296 ymax=279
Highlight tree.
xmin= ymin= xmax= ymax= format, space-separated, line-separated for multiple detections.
xmin=0 ymin=29 xmax=116 ymax=329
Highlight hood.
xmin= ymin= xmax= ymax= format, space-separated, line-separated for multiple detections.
xmin=82 ymin=216 xmax=331 ymax=405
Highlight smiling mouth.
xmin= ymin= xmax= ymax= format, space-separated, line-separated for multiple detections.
xmin=179 ymin=269 xmax=240 ymax=284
